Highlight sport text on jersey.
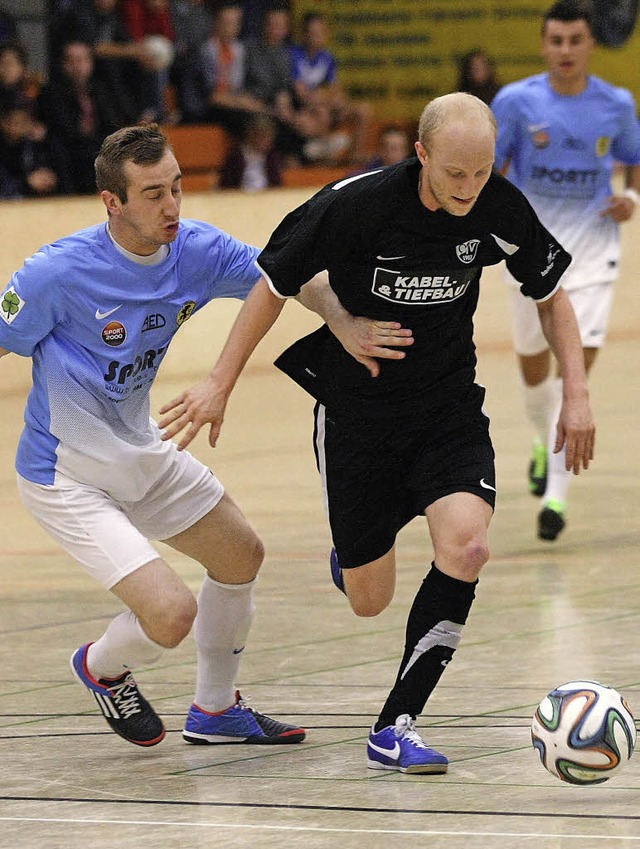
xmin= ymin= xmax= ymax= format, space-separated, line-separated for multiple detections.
xmin=372 ymin=267 xmax=476 ymax=305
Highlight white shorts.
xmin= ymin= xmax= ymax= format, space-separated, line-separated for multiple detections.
xmin=17 ymin=449 xmax=224 ymax=590
xmin=508 ymin=281 xmax=614 ymax=357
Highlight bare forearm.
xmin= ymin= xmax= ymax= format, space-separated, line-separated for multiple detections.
xmin=537 ymin=288 xmax=587 ymax=396
xmin=209 ymin=277 xmax=285 ymax=394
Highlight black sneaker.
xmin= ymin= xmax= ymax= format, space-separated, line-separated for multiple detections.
xmin=538 ymin=502 xmax=566 ymax=541
xmin=70 ymin=643 xmax=166 ymax=747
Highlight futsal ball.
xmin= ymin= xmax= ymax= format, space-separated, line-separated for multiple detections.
xmin=143 ymin=35 xmax=175 ymax=71
xmin=531 ymin=680 xmax=636 ymax=785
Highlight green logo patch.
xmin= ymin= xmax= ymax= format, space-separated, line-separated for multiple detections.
xmin=1 ymin=287 xmax=25 ymax=325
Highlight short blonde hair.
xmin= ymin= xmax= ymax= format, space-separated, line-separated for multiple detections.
xmin=418 ymin=92 xmax=497 ymax=152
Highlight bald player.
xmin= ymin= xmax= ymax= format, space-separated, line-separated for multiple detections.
xmin=160 ymin=93 xmax=595 ymax=773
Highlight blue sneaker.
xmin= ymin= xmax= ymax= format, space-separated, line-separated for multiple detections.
xmin=183 ymin=691 xmax=306 ymax=744
xmin=330 ymin=547 xmax=346 ymax=593
xmin=367 ymin=714 xmax=448 ymax=774
xmin=70 ymin=643 xmax=166 ymax=747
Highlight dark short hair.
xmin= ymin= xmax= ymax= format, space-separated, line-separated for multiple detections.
xmin=543 ymin=0 xmax=594 ymax=35
xmin=94 ymin=123 xmax=172 ymax=203
xmin=302 ymin=11 xmax=325 ymax=30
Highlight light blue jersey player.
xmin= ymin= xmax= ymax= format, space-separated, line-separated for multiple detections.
xmin=490 ymin=0 xmax=640 ymax=542
xmin=0 ymin=124 xmax=307 ymax=749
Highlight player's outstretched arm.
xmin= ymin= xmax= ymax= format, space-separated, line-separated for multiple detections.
xmin=297 ymin=274 xmax=414 ymax=378
xmin=536 ymin=288 xmax=595 ymax=474
xmin=158 ymin=277 xmax=285 ymax=451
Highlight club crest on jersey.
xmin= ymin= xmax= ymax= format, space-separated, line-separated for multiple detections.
xmin=455 ymin=239 xmax=480 ymax=264
xmin=372 ymin=267 xmax=474 ymax=305
xmin=595 ymin=136 xmax=611 ymax=157
xmin=1 ymin=286 xmax=25 ymax=325
xmin=176 ymin=301 xmax=196 ymax=326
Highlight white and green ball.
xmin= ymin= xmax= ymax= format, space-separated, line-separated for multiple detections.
xmin=531 ymin=680 xmax=636 ymax=785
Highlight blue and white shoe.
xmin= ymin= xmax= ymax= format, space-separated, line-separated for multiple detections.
xmin=70 ymin=643 xmax=166 ymax=747
xmin=330 ymin=547 xmax=346 ymax=594
xmin=183 ymin=691 xmax=306 ymax=744
xmin=367 ymin=714 xmax=448 ymax=774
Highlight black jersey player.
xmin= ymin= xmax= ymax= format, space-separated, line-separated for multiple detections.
xmin=160 ymin=92 xmax=595 ymax=774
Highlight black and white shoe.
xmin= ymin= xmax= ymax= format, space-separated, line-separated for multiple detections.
xmin=70 ymin=643 xmax=165 ymax=746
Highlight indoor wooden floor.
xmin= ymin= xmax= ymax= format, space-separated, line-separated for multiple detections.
xmin=0 ymin=185 xmax=639 ymax=848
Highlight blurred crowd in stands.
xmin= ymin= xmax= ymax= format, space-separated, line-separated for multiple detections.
xmin=0 ymin=0 xmax=380 ymax=197
xmin=0 ymin=2 xmax=502 ymax=197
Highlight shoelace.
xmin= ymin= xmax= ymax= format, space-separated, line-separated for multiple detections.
xmin=108 ymin=675 xmax=142 ymax=719
xmin=395 ymin=714 xmax=430 ymax=749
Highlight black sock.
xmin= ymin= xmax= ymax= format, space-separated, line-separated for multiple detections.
xmin=374 ymin=563 xmax=477 ymax=732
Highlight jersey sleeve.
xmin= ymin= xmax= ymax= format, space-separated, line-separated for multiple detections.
xmin=0 ymin=248 xmax=64 ymax=357
xmin=491 ymin=86 xmax=519 ymax=172
xmin=257 ymin=188 xmax=343 ymax=297
xmin=200 ymin=228 xmax=262 ymax=302
xmin=503 ymin=192 xmax=572 ymax=300
xmin=611 ymin=88 xmax=640 ymax=165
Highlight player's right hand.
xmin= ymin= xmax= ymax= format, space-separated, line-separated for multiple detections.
xmin=328 ymin=315 xmax=414 ymax=378
xmin=158 ymin=376 xmax=230 ymax=451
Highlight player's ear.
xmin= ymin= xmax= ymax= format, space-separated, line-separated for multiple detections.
xmin=415 ymin=141 xmax=428 ymax=166
xmin=101 ymin=189 xmax=121 ymax=216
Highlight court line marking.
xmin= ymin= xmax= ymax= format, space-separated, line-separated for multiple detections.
xmin=0 ymin=817 xmax=639 ymax=840
xmin=2 ymin=797 xmax=640 ymax=822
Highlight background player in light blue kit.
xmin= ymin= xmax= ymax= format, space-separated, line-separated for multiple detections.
xmin=0 ymin=123 xmax=310 ymax=748
xmin=491 ymin=0 xmax=640 ymax=541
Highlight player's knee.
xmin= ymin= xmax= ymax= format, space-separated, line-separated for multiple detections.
xmin=251 ymin=534 xmax=265 ymax=571
xmin=156 ymin=594 xmax=198 ymax=648
xmin=348 ymin=587 xmax=392 ymax=617
xmin=461 ymin=536 xmax=490 ymax=578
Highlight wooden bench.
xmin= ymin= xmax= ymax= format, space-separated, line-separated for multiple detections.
xmin=161 ymin=124 xmax=231 ymax=192
xmin=161 ymin=120 xmax=416 ymax=192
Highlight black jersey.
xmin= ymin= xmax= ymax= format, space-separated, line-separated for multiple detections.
xmin=259 ymin=158 xmax=571 ymax=418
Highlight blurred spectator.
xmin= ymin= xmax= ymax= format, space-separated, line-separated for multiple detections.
xmin=457 ymin=49 xmax=501 ymax=105
xmin=291 ymin=11 xmax=372 ymax=162
xmin=244 ymin=6 xmax=336 ymax=160
xmin=48 ymin=0 xmax=155 ymax=123
xmin=0 ymin=8 xmax=19 ymax=46
xmin=0 ymin=102 xmax=60 ymax=198
xmin=38 ymin=40 xmax=130 ymax=194
xmin=219 ymin=113 xmax=282 ymax=189
xmin=181 ymin=3 xmax=306 ymax=161
xmin=365 ymin=124 xmax=411 ymax=169
xmin=120 ymin=0 xmax=177 ymax=121
xmin=180 ymin=2 xmax=263 ymax=124
xmin=170 ymin=0 xmax=213 ymax=120
xmin=244 ymin=6 xmax=292 ymax=113
xmin=0 ymin=42 xmax=46 ymax=139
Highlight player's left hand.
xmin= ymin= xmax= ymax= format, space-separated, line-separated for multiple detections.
xmin=158 ymin=376 xmax=229 ymax=451
xmin=553 ymin=397 xmax=596 ymax=475
xmin=600 ymin=194 xmax=636 ymax=223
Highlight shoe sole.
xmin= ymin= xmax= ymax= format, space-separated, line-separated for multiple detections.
xmin=183 ymin=730 xmax=305 ymax=745
xmin=367 ymin=758 xmax=448 ymax=774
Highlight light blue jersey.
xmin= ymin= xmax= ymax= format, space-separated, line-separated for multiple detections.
xmin=492 ymin=73 xmax=640 ymax=289
xmin=0 ymin=219 xmax=261 ymax=500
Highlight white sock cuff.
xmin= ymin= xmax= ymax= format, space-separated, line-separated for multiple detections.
xmin=203 ymin=574 xmax=257 ymax=592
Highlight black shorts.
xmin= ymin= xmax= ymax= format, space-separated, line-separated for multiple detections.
xmin=313 ymin=386 xmax=496 ymax=569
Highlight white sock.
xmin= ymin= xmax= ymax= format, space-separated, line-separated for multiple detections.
xmin=545 ymin=378 xmax=571 ymax=506
xmin=522 ymin=377 xmax=552 ymax=442
xmin=87 ymin=611 xmax=164 ymax=680
xmin=194 ymin=574 xmax=256 ymax=713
